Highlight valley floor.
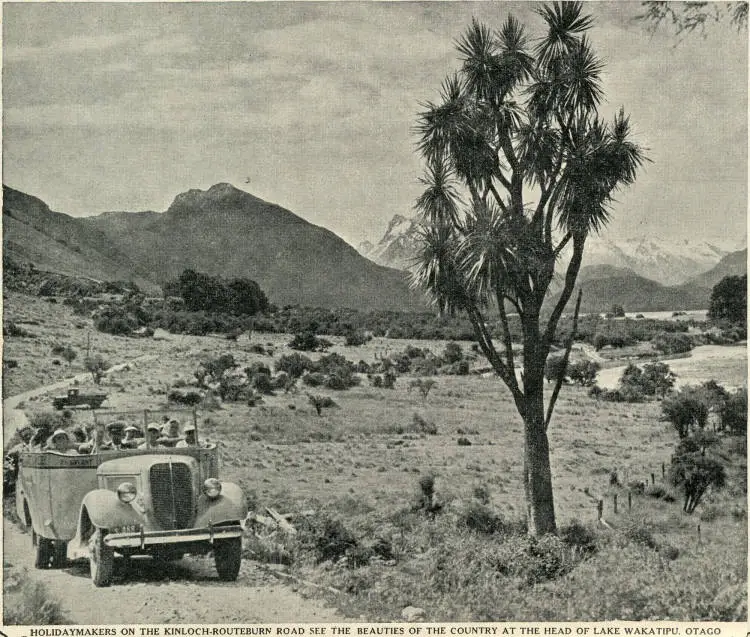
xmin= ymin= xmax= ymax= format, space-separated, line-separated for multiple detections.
xmin=2 ymin=292 xmax=747 ymax=622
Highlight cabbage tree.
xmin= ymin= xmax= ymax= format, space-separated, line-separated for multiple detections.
xmin=412 ymin=2 xmax=646 ymax=535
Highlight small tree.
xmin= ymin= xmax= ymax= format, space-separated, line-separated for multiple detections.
xmin=84 ymin=355 xmax=109 ymax=385
xmin=610 ymin=304 xmax=625 ymax=318
xmin=544 ymin=355 xmax=568 ymax=383
xmin=61 ymin=346 xmax=77 ymax=366
xmin=721 ymin=388 xmax=747 ymax=436
xmin=708 ymin=274 xmax=747 ymax=326
xmin=662 ymin=391 xmax=709 ymax=438
xmin=307 ymin=394 xmax=337 ymax=416
xmin=568 ymin=360 xmax=600 ymax=386
xmin=442 ymin=341 xmax=464 ymax=365
xmin=669 ymin=453 xmax=726 ymax=514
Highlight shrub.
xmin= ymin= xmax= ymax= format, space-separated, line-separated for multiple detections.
xmin=4 ymin=322 xmax=35 ymax=338
xmin=276 ymin=353 xmax=315 ymax=379
xmin=382 ymin=370 xmax=397 ymax=389
xmin=344 ymin=330 xmax=369 ymax=346
xmin=721 ymin=389 xmax=747 ymax=436
xmin=369 ymin=374 xmax=383 ymax=388
xmin=443 ymin=360 xmax=470 ymax=375
xmin=412 ymin=412 xmax=438 ymax=435
xmin=298 ymin=514 xmax=358 ymax=564
xmin=289 ymin=331 xmax=330 ymax=352
xmin=84 ymin=355 xmax=109 ymax=385
xmin=652 ymin=332 xmax=693 ymax=355
xmin=568 ymin=360 xmax=600 ymax=386
xmin=545 ymin=355 xmax=568 ymax=382
xmin=302 ymin=372 xmax=326 ymax=387
xmin=410 ymin=378 xmax=436 ymax=399
xmin=442 ymin=341 xmax=464 ymax=364
xmin=621 ymin=519 xmax=658 ymax=550
xmin=356 ymin=360 xmax=372 ymax=373
xmin=662 ymin=391 xmax=709 ymax=438
xmin=307 ymin=394 xmax=337 ymax=416
xmin=669 ymin=453 xmax=726 ymax=514
xmin=250 ymin=372 xmax=274 ymax=395
xmin=458 ymin=501 xmax=507 ymax=534
xmin=560 ymin=520 xmax=598 ymax=555
xmin=168 ymin=388 xmax=204 ymax=406
xmin=3 ymin=567 xmax=69 ymax=624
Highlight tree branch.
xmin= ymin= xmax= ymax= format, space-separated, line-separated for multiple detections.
xmin=466 ymin=304 xmax=523 ymax=405
xmin=543 ymin=236 xmax=585 ymax=348
xmin=545 ymin=287 xmax=582 ymax=430
xmin=553 ymin=232 xmax=572 ymax=257
xmin=495 ymin=288 xmax=520 ymax=396
xmin=488 ymin=182 xmax=509 ymax=214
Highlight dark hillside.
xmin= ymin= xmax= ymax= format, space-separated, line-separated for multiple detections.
xmin=81 ymin=183 xmax=425 ymax=311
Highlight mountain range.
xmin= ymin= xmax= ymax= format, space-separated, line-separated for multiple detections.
xmin=3 ymin=184 xmax=424 ymax=311
xmin=3 ymin=184 xmax=746 ymax=313
xmin=359 ymin=213 xmax=745 ymax=287
xmin=359 ymin=213 xmax=747 ymax=313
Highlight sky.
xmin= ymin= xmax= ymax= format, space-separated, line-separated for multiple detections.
xmin=3 ymin=1 xmax=747 ymax=249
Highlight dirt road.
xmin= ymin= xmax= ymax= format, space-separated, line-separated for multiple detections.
xmin=4 ymin=518 xmax=346 ymax=624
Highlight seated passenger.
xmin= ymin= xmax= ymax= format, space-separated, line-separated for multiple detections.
xmin=78 ymin=424 xmax=105 ymax=454
xmin=175 ymin=424 xmax=204 ymax=447
xmin=159 ymin=418 xmax=183 ymax=447
xmin=100 ymin=421 xmax=127 ymax=451
xmin=122 ymin=425 xmax=142 ymax=449
xmin=138 ymin=423 xmax=164 ymax=449
xmin=69 ymin=426 xmax=88 ymax=445
xmin=46 ymin=430 xmax=78 ymax=454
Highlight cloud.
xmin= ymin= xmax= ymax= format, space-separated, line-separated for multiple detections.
xmin=4 ymin=30 xmax=143 ymax=63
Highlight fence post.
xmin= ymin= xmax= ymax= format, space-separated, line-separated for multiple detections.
xmin=613 ymin=493 xmax=618 ymax=515
xmin=661 ymin=463 xmax=665 ymax=478
xmin=597 ymin=499 xmax=603 ymax=521
xmin=651 ymin=473 xmax=655 ymax=485
xmin=628 ymin=490 xmax=632 ymax=512
xmin=697 ymin=524 xmax=702 ymax=544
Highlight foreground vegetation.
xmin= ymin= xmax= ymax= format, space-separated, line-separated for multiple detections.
xmin=4 ymin=290 xmax=746 ymax=621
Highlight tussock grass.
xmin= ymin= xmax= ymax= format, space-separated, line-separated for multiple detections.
xmin=3 ymin=565 xmax=69 ymax=624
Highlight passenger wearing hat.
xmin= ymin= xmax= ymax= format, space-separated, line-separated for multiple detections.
xmin=138 ymin=423 xmax=164 ymax=449
xmin=159 ymin=418 xmax=182 ymax=448
xmin=100 ymin=421 xmax=127 ymax=451
xmin=46 ymin=429 xmax=78 ymax=454
xmin=176 ymin=423 xmax=202 ymax=447
xmin=122 ymin=425 xmax=142 ymax=449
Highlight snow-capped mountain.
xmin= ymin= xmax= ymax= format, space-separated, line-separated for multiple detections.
xmin=358 ymin=214 xmax=422 ymax=271
xmin=361 ymin=213 xmax=744 ymax=285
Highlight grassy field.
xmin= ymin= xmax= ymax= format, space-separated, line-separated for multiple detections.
xmin=3 ymin=292 xmax=747 ymax=621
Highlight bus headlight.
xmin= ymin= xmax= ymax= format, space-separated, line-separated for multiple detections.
xmin=203 ymin=478 xmax=222 ymax=499
xmin=117 ymin=482 xmax=137 ymax=504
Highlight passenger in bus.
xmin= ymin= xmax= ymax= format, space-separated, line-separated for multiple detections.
xmin=78 ymin=424 xmax=105 ymax=454
xmin=99 ymin=421 xmax=127 ymax=451
xmin=69 ymin=426 xmax=88 ymax=445
xmin=122 ymin=425 xmax=142 ymax=449
xmin=175 ymin=423 xmax=203 ymax=447
xmin=46 ymin=430 xmax=78 ymax=454
xmin=159 ymin=418 xmax=183 ymax=447
xmin=138 ymin=423 xmax=164 ymax=449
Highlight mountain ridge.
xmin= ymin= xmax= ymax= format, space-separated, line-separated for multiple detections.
xmin=4 ymin=183 xmax=425 ymax=311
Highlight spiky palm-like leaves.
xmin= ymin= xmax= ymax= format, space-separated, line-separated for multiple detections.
xmin=412 ymin=2 xmax=645 ymax=538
